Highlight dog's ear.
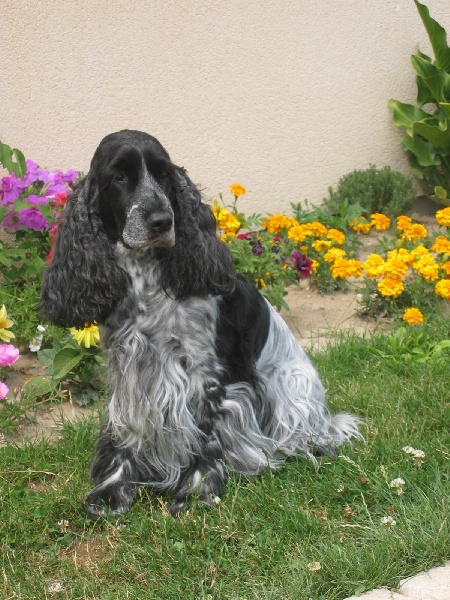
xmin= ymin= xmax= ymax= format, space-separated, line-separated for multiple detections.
xmin=39 ymin=175 xmax=129 ymax=328
xmin=159 ymin=167 xmax=236 ymax=298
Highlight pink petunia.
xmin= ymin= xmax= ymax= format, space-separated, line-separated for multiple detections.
xmin=17 ymin=206 xmax=50 ymax=231
xmin=1 ymin=210 xmax=22 ymax=232
xmin=0 ymin=381 xmax=9 ymax=399
xmin=0 ymin=174 xmax=25 ymax=204
xmin=25 ymin=194 xmax=48 ymax=205
xmin=0 ymin=344 xmax=20 ymax=367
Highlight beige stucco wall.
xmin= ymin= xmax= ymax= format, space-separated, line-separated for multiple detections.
xmin=1 ymin=1 xmax=450 ymax=215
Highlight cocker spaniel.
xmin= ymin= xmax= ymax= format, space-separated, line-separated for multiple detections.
xmin=40 ymin=130 xmax=362 ymax=517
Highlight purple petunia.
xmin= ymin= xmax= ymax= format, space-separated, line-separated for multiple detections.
xmin=1 ymin=210 xmax=22 ymax=232
xmin=25 ymin=194 xmax=48 ymax=205
xmin=291 ymin=250 xmax=313 ymax=278
xmin=17 ymin=206 xmax=50 ymax=231
xmin=0 ymin=174 xmax=26 ymax=205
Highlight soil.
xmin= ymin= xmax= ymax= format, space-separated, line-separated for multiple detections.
xmin=2 ymin=197 xmax=442 ymax=443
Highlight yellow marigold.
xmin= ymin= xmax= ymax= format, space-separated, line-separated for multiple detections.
xmin=261 ymin=213 xmax=288 ymax=234
xmin=414 ymin=255 xmax=439 ymax=281
xmin=221 ymin=232 xmax=237 ymax=242
xmin=387 ymin=248 xmax=414 ymax=266
xmin=410 ymin=245 xmax=431 ymax=261
xmin=287 ymin=224 xmax=310 ymax=243
xmin=327 ymin=228 xmax=346 ymax=245
xmin=229 ymin=183 xmax=246 ymax=197
xmin=402 ymin=307 xmax=424 ymax=326
xmin=435 ymin=279 xmax=450 ymax=299
xmin=377 ymin=276 xmax=404 ymax=298
xmin=312 ymin=239 xmax=331 ymax=252
xmin=396 ymin=215 xmax=412 ymax=232
xmin=440 ymin=261 xmax=450 ymax=275
xmin=324 ymin=248 xmax=347 ymax=262
xmin=311 ymin=259 xmax=319 ymax=274
xmin=431 ymin=235 xmax=450 ymax=254
xmin=305 ymin=221 xmax=328 ymax=237
xmin=350 ymin=217 xmax=372 ymax=234
xmin=383 ymin=257 xmax=408 ymax=279
xmin=286 ymin=216 xmax=300 ymax=229
xmin=363 ymin=254 xmax=385 ymax=279
xmin=436 ymin=207 xmax=450 ymax=227
xmin=70 ymin=322 xmax=100 ymax=348
xmin=402 ymin=223 xmax=428 ymax=242
xmin=370 ymin=213 xmax=391 ymax=231
xmin=331 ymin=258 xmax=363 ymax=279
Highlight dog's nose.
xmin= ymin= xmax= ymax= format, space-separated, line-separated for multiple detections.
xmin=149 ymin=212 xmax=173 ymax=234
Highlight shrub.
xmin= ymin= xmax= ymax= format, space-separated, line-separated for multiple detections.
xmin=329 ymin=165 xmax=417 ymax=218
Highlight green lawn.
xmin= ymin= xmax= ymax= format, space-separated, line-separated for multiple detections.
xmin=1 ymin=317 xmax=449 ymax=600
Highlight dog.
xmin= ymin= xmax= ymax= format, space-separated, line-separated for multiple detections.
xmin=40 ymin=129 xmax=362 ymax=517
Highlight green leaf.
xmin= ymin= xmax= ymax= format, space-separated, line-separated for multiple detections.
xmin=411 ymin=54 xmax=450 ymax=101
xmin=415 ymin=0 xmax=450 ymax=72
xmin=22 ymin=376 xmax=58 ymax=399
xmin=389 ymin=99 xmax=430 ymax=129
xmin=52 ymin=348 xmax=86 ymax=381
xmin=402 ymin=134 xmax=441 ymax=166
xmin=413 ymin=119 xmax=450 ymax=149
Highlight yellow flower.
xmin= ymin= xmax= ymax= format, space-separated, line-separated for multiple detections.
xmin=261 ymin=214 xmax=289 ymax=234
xmin=370 ymin=213 xmax=391 ymax=231
xmin=402 ymin=307 xmax=424 ymax=326
xmin=327 ymin=228 xmax=346 ymax=245
xmin=221 ymin=232 xmax=236 ymax=242
xmin=435 ymin=279 xmax=450 ymax=299
xmin=331 ymin=258 xmax=363 ymax=279
xmin=377 ymin=276 xmax=404 ymax=298
xmin=440 ymin=261 xmax=450 ymax=275
xmin=311 ymin=259 xmax=319 ymax=274
xmin=414 ymin=255 xmax=439 ymax=281
xmin=402 ymin=223 xmax=428 ymax=242
xmin=229 ymin=183 xmax=246 ymax=197
xmin=396 ymin=215 xmax=412 ymax=232
xmin=387 ymin=248 xmax=414 ymax=266
xmin=312 ymin=239 xmax=331 ymax=252
xmin=409 ymin=245 xmax=431 ymax=261
xmin=70 ymin=322 xmax=100 ymax=348
xmin=383 ymin=257 xmax=408 ymax=279
xmin=350 ymin=216 xmax=372 ymax=234
xmin=436 ymin=206 xmax=450 ymax=227
xmin=363 ymin=254 xmax=385 ymax=279
xmin=213 ymin=205 xmax=241 ymax=234
xmin=0 ymin=305 xmax=15 ymax=342
xmin=287 ymin=224 xmax=310 ymax=243
xmin=305 ymin=221 xmax=327 ymax=238
xmin=324 ymin=248 xmax=347 ymax=262
xmin=431 ymin=235 xmax=450 ymax=254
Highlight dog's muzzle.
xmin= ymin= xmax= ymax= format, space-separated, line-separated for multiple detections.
xmin=122 ymin=206 xmax=175 ymax=249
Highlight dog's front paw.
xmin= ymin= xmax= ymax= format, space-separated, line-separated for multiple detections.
xmin=86 ymin=484 xmax=134 ymax=518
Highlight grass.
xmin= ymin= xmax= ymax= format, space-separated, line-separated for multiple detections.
xmin=1 ymin=316 xmax=449 ymax=599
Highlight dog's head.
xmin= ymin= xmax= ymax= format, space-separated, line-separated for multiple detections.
xmin=91 ymin=130 xmax=175 ymax=250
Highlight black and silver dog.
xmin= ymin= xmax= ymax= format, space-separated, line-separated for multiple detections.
xmin=40 ymin=130 xmax=361 ymax=517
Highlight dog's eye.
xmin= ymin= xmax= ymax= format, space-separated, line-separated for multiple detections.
xmin=114 ymin=171 xmax=127 ymax=183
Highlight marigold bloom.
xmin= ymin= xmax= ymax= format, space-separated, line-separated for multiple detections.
xmin=324 ymin=247 xmax=347 ymax=262
xmin=331 ymin=258 xmax=363 ymax=279
xmin=311 ymin=239 xmax=331 ymax=252
xmin=70 ymin=322 xmax=100 ymax=348
xmin=440 ymin=261 xmax=450 ymax=275
xmin=414 ymin=256 xmax=439 ymax=281
xmin=436 ymin=206 xmax=450 ymax=227
xmin=383 ymin=257 xmax=408 ymax=279
xmin=431 ymin=235 xmax=450 ymax=254
xmin=435 ymin=279 xmax=450 ymax=299
xmin=377 ymin=276 xmax=404 ymax=298
xmin=287 ymin=224 xmax=309 ymax=243
xmin=370 ymin=213 xmax=391 ymax=231
xmin=387 ymin=248 xmax=413 ymax=266
xmin=0 ymin=305 xmax=15 ymax=343
xmin=229 ymin=183 xmax=246 ymax=197
xmin=327 ymin=228 xmax=346 ymax=245
xmin=402 ymin=223 xmax=428 ymax=242
xmin=305 ymin=221 xmax=327 ymax=237
xmin=409 ymin=245 xmax=431 ymax=261
xmin=213 ymin=206 xmax=241 ymax=234
xmin=402 ymin=307 xmax=424 ymax=326
xmin=396 ymin=215 xmax=412 ymax=232
xmin=350 ymin=216 xmax=372 ymax=234
xmin=261 ymin=213 xmax=289 ymax=234
xmin=363 ymin=254 xmax=385 ymax=279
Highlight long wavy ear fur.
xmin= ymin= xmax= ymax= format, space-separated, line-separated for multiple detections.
xmin=158 ymin=168 xmax=236 ymax=298
xmin=39 ymin=175 xmax=129 ymax=328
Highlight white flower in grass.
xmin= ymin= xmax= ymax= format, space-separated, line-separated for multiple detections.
xmin=29 ymin=334 xmax=43 ymax=352
xmin=37 ymin=324 xmax=46 ymax=333
xmin=380 ymin=515 xmax=396 ymax=526
xmin=58 ymin=519 xmax=69 ymax=533
xmin=47 ymin=580 xmax=64 ymax=593
xmin=307 ymin=561 xmax=322 ymax=571
xmin=412 ymin=449 xmax=425 ymax=467
xmin=389 ymin=477 xmax=406 ymax=495
xmin=402 ymin=446 xmax=416 ymax=455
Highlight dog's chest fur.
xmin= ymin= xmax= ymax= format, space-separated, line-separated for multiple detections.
xmin=101 ymin=246 xmax=222 ymax=479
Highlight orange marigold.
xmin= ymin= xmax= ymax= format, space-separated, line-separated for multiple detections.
xmin=402 ymin=223 xmax=428 ymax=242
xmin=414 ymin=256 xmax=439 ymax=281
xmin=435 ymin=279 xmax=450 ymax=299
xmin=312 ymin=239 xmax=331 ymax=252
xmin=436 ymin=207 xmax=450 ymax=227
xmin=229 ymin=183 xmax=246 ymax=197
xmin=327 ymin=228 xmax=346 ymax=245
xmin=387 ymin=248 xmax=414 ymax=266
xmin=370 ymin=213 xmax=391 ymax=231
xmin=324 ymin=248 xmax=347 ymax=262
xmin=305 ymin=221 xmax=328 ymax=237
xmin=402 ymin=307 xmax=424 ymax=326
xmin=287 ymin=224 xmax=309 ymax=243
xmin=377 ymin=276 xmax=404 ymax=298
xmin=350 ymin=217 xmax=372 ymax=234
xmin=431 ymin=235 xmax=450 ymax=254
xmin=331 ymin=258 xmax=363 ymax=279
xmin=440 ymin=261 xmax=450 ymax=275
xmin=396 ymin=215 xmax=412 ymax=232
xmin=364 ymin=254 xmax=385 ymax=279
xmin=261 ymin=214 xmax=289 ymax=234
xmin=383 ymin=257 xmax=408 ymax=279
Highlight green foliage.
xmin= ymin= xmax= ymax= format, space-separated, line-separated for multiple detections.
xmin=0 ymin=141 xmax=26 ymax=177
xmin=328 ymin=165 xmax=416 ymax=218
xmin=292 ymin=195 xmax=368 ymax=231
xmin=390 ymin=0 xmax=450 ymax=205
xmin=369 ymin=325 xmax=450 ymax=363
